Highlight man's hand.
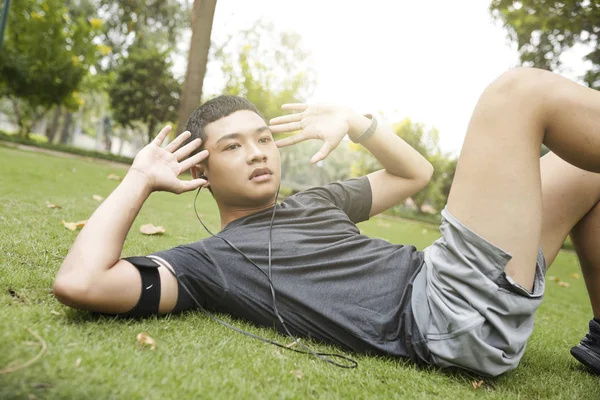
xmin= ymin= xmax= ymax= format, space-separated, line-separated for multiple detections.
xmin=129 ymin=125 xmax=208 ymax=194
xmin=270 ymin=104 xmax=366 ymax=164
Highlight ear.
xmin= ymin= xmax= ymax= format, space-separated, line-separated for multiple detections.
xmin=191 ymin=165 xmax=209 ymax=184
xmin=190 ymin=165 xmax=203 ymax=179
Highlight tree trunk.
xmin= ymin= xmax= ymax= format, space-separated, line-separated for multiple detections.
xmin=147 ymin=119 xmax=157 ymax=144
xmin=175 ymin=0 xmax=217 ymax=135
xmin=11 ymin=97 xmax=26 ymax=137
xmin=118 ymin=132 xmax=125 ymax=155
xmin=59 ymin=111 xmax=72 ymax=145
xmin=45 ymin=106 xmax=62 ymax=143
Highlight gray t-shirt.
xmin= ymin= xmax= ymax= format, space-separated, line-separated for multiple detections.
xmin=152 ymin=177 xmax=429 ymax=363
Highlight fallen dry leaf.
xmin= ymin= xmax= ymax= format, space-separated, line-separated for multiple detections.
xmin=107 ymin=173 xmax=121 ymax=181
xmin=571 ymin=273 xmax=580 ymax=279
xmin=548 ymin=276 xmax=560 ymax=283
xmin=558 ymin=281 xmax=570 ymax=288
xmin=140 ymin=224 xmax=166 ymax=235
xmin=62 ymin=220 xmax=88 ymax=231
xmin=92 ymin=195 xmax=104 ymax=202
xmin=136 ymin=332 xmax=156 ymax=350
xmin=472 ymin=380 xmax=484 ymax=389
xmin=75 ymin=357 xmax=81 ymax=368
xmin=285 ymin=339 xmax=302 ymax=348
xmin=289 ymin=369 xmax=303 ymax=379
xmin=45 ymin=201 xmax=62 ymax=209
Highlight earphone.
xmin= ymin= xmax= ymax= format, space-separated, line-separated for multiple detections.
xmin=164 ymin=184 xmax=358 ymax=368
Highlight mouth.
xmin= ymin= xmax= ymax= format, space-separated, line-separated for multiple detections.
xmin=249 ymin=167 xmax=273 ymax=180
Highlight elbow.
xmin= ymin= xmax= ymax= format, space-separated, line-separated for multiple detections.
xmin=415 ymin=161 xmax=434 ymax=189
xmin=424 ymin=161 xmax=434 ymax=183
xmin=53 ymin=272 xmax=91 ymax=309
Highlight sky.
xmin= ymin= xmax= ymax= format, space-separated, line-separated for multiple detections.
xmin=185 ymin=0 xmax=591 ymax=155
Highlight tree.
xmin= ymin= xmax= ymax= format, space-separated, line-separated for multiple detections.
xmin=176 ymin=0 xmax=217 ymax=134
xmin=490 ymin=0 xmax=600 ymax=88
xmin=0 ymin=0 xmax=99 ymax=135
xmin=94 ymin=0 xmax=190 ymax=70
xmin=108 ymin=40 xmax=181 ymax=143
xmin=209 ymin=20 xmax=316 ymax=122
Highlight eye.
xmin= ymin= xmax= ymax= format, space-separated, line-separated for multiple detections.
xmin=225 ymin=143 xmax=240 ymax=151
xmin=259 ymin=136 xmax=272 ymax=144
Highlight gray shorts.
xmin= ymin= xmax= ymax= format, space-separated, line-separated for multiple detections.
xmin=411 ymin=208 xmax=546 ymax=377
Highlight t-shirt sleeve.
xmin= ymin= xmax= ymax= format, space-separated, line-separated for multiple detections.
xmin=149 ymin=241 xmax=225 ymax=312
xmin=296 ymin=176 xmax=372 ymax=224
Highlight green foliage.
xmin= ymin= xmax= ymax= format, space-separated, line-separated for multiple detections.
xmin=94 ymin=0 xmax=189 ymax=70
xmin=350 ymin=118 xmax=457 ymax=213
xmin=0 ymin=0 xmax=100 ymax=122
xmin=490 ymin=0 xmax=600 ymax=88
xmin=108 ymin=40 xmax=181 ymax=143
xmin=210 ymin=20 xmax=316 ymax=122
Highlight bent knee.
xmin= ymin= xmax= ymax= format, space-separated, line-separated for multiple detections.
xmin=484 ymin=67 xmax=555 ymax=107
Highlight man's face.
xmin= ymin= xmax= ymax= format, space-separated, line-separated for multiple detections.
xmin=201 ymin=110 xmax=281 ymax=207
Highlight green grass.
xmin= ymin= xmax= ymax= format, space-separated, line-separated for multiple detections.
xmin=0 ymin=144 xmax=598 ymax=399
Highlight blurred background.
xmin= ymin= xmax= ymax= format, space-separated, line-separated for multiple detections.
xmin=0 ymin=0 xmax=597 ymax=220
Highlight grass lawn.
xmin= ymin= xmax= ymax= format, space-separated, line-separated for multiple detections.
xmin=1 ymin=144 xmax=598 ymax=399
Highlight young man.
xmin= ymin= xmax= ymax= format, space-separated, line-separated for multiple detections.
xmin=54 ymin=67 xmax=600 ymax=377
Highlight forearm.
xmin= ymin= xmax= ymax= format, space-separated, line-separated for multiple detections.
xmin=57 ymin=169 xmax=152 ymax=280
xmin=347 ymin=112 xmax=433 ymax=181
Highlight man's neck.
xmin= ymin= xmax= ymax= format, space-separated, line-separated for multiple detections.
xmin=218 ymin=201 xmax=276 ymax=230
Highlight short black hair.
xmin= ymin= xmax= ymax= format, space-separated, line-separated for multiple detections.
xmin=183 ymin=95 xmax=263 ymax=154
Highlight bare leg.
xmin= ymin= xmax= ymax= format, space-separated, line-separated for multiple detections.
xmin=537 ymin=151 xmax=600 ymax=374
xmin=539 ymin=152 xmax=600 ymax=267
xmin=571 ymin=202 xmax=600 ymax=319
xmin=448 ymin=67 xmax=600 ymax=291
xmin=538 ymin=152 xmax=600 ymax=319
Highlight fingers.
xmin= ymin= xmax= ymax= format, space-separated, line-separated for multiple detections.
xmin=173 ymin=138 xmax=202 ymax=161
xmin=269 ymin=121 xmax=303 ymax=134
xmin=178 ymin=178 xmax=208 ymax=193
xmin=166 ymin=130 xmax=192 ymax=153
xmin=152 ymin=125 xmax=172 ymax=147
xmin=275 ymin=133 xmax=308 ymax=148
xmin=269 ymin=113 xmax=302 ymax=126
xmin=311 ymin=141 xmax=334 ymax=164
xmin=179 ymin=150 xmax=209 ymax=172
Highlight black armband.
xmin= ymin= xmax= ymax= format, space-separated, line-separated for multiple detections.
xmin=120 ymin=256 xmax=161 ymax=317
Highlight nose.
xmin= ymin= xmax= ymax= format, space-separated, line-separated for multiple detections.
xmin=246 ymin=143 xmax=267 ymax=164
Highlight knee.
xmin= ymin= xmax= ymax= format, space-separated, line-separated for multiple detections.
xmin=484 ymin=67 xmax=553 ymax=103
xmin=53 ymin=274 xmax=91 ymax=309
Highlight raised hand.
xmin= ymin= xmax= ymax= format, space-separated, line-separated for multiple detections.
xmin=129 ymin=125 xmax=209 ymax=194
xmin=269 ymin=104 xmax=352 ymax=164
